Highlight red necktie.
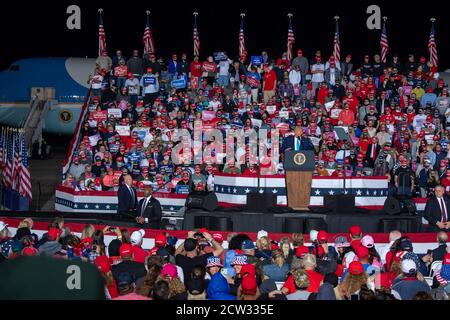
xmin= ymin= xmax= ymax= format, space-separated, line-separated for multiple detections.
xmin=440 ymin=198 xmax=448 ymax=223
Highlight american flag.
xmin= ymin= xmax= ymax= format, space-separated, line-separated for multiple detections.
xmin=380 ymin=20 xmax=389 ymax=63
xmin=98 ymin=10 xmax=107 ymax=56
xmin=11 ymin=133 xmax=20 ymax=191
xmin=239 ymin=15 xmax=247 ymax=57
xmin=333 ymin=18 xmax=341 ymax=62
xmin=287 ymin=15 xmax=295 ymax=63
xmin=428 ymin=20 xmax=438 ymax=68
xmin=4 ymin=130 xmax=14 ymax=188
xmin=19 ymin=133 xmax=32 ymax=201
xmin=193 ymin=13 xmax=200 ymax=57
xmin=0 ymin=128 xmax=4 ymax=167
xmin=143 ymin=12 xmax=155 ymax=55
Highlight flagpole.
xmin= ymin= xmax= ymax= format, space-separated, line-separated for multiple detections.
xmin=333 ymin=16 xmax=340 ymax=62
xmin=193 ymin=11 xmax=199 ymax=57
xmin=381 ymin=16 xmax=388 ymax=63
xmin=430 ymin=17 xmax=437 ymax=68
xmin=239 ymin=13 xmax=246 ymax=57
xmin=287 ymin=13 xmax=293 ymax=63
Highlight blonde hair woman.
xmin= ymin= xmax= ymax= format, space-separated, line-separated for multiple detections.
xmin=81 ymin=224 xmax=95 ymax=239
xmin=338 ymin=261 xmax=369 ymax=300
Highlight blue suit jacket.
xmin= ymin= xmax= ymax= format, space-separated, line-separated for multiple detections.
xmin=117 ymin=184 xmax=138 ymax=214
xmin=281 ymin=135 xmax=314 ymax=153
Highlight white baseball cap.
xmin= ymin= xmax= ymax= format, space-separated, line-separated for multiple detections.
xmin=257 ymin=230 xmax=268 ymax=240
xmin=401 ymin=259 xmax=417 ymax=274
xmin=0 ymin=221 xmax=8 ymax=232
xmin=131 ymin=229 xmax=145 ymax=245
xmin=310 ymin=230 xmax=318 ymax=242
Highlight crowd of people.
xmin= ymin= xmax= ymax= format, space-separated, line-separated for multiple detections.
xmin=0 ymin=217 xmax=449 ymax=300
xmin=64 ymin=48 xmax=450 ymax=201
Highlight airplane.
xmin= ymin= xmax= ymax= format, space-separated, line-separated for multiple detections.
xmin=0 ymin=57 xmax=95 ymax=135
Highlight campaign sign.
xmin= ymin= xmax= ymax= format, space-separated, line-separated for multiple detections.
xmin=143 ymin=76 xmax=156 ymax=86
xmin=330 ymin=109 xmax=342 ymax=119
xmin=251 ymin=118 xmax=262 ymax=128
xmin=213 ymin=52 xmax=228 ymax=62
xmin=108 ymin=108 xmax=122 ymax=118
xmin=116 ymin=125 xmax=131 ymax=136
xmin=175 ymin=185 xmax=190 ymax=194
xmin=171 ymin=77 xmax=187 ymax=89
xmin=251 ymin=56 xmax=263 ymax=65
xmin=202 ymin=110 xmax=216 ymax=121
xmin=279 ymin=111 xmax=289 ymax=119
xmin=325 ymin=100 xmax=335 ymax=112
xmin=93 ymin=111 xmax=107 ymax=122
xmin=266 ymin=105 xmax=276 ymax=114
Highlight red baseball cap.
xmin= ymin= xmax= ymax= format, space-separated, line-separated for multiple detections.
xmin=155 ymin=233 xmax=167 ymax=247
xmin=95 ymin=256 xmax=111 ymax=273
xmin=241 ymin=274 xmax=258 ymax=295
xmin=22 ymin=246 xmax=38 ymax=256
xmin=212 ymin=233 xmax=224 ymax=243
xmin=317 ymin=230 xmax=328 ymax=242
xmin=348 ymin=261 xmax=364 ymax=275
xmin=356 ymin=246 xmax=370 ymax=259
xmin=443 ymin=253 xmax=450 ymax=265
xmin=119 ymin=244 xmax=133 ymax=257
xmin=296 ymin=245 xmax=310 ymax=257
xmin=349 ymin=225 xmax=362 ymax=237
xmin=48 ymin=228 xmax=61 ymax=240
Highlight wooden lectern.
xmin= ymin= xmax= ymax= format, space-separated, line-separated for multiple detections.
xmin=284 ymin=150 xmax=315 ymax=210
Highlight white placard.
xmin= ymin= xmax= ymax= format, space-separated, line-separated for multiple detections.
xmin=325 ymin=100 xmax=335 ymax=112
xmin=116 ymin=125 xmax=131 ymax=136
xmin=108 ymin=108 xmax=122 ymax=118
xmin=251 ymin=118 xmax=262 ymax=128
xmin=279 ymin=111 xmax=289 ymax=119
xmin=266 ymin=105 xmax=276 ymax=114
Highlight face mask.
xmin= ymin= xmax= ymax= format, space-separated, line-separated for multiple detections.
xmin=164 ymin=156 xmax=170 ymax=161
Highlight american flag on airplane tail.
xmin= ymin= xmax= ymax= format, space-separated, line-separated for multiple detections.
xmin=428 ymin=20 xmax=438 ymax=68
xmin=143 ymin=13 xmax=155 ymax=55
xmin=193 ymin=14 xmax=200 ymax=57
xmin=333 ymin=19 xmax=341 ymax=62
xmin=19 ymin=133 xmax=32 ymax=201
xmin=380 ymin=20 xmax=389 ymax=63
xmin=286 ymin=15 xmax=295 ymax=63
xmin=98 ymin=11 xmax=107 ymax=56
xmin=239 ymin=15 xmax=246 ymax=57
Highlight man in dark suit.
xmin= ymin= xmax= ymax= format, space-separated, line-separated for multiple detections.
xmin=424 ymin=185 xmax=450 ymax=232
xmin=431 ymin=231 xmax=448 ymax=261
xmin=281 ymin=126 xmax=314 ymax=154
xmin=365 ymin=136 xmax=381 ymax=168
xmin=117 ymin=174 xmax=138 ymax=216
xmin=136 ymin=186 xmax=162 ymax=229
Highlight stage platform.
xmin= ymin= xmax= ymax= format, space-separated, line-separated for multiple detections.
xmin=182 ymin=209 xmax=423 ymax=234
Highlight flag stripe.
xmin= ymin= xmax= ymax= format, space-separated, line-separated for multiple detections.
xmin=287 ymin=17 xmax=295 ymax=63
xmin=380 ymin=21 xmax=389 ymax=63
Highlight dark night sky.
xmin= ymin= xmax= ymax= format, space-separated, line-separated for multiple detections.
xmin=1 ymin=0 xmax=449 ymax=71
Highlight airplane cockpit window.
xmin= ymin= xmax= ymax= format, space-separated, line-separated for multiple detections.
xmin=8 ymin=64 xmax=20 ymax=71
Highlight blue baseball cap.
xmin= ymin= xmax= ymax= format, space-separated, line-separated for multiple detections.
xmin=241 ymin=240 xmax=255 ymax=250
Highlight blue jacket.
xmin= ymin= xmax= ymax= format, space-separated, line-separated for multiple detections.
xmin=207 ymin=273 xmax=236 ymax=300
xmin=281 ymin=135 xmax=314 ymax=153
xmin=168 ymin=60 xmax=178 ymax=75
xmin=391 ymin=277 xmax=430 ymax=300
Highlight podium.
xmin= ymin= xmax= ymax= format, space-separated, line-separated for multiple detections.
xmin=284 ymin=150 xmax=315 ymax=210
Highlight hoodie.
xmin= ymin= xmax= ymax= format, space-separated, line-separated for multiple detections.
xmin=38 ymin=241 xmax=62 ymax=257
xmin=316 ymin=283 xmax=336 ymax=300
xmin=207 ymin=273 xmax=236 ymax=300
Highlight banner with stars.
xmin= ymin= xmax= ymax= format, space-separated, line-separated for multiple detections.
xmin=214 ymin=174 xmax=388 ymax=210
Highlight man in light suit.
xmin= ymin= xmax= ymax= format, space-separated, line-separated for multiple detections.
xmin=117 ymin=174 xmax=138 ymax=217
xmin=136 ymin=186 xmax=162 ymax=229
xmin=281 ymin=126 xmax=314 ymax=154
